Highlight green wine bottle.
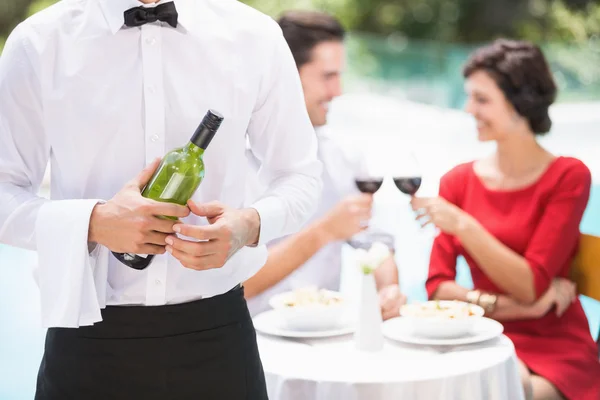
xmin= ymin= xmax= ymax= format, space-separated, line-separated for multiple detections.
xmin=113 ymin=109 xmax=224 ymax=270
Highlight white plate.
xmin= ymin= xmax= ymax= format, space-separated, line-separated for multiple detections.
xmin=382 ymin=317 xmax=504 ymax=346
xmin=253 ymin=309 xmax=355 ymax=339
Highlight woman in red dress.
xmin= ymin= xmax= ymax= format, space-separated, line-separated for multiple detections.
xmin=412 ymin=39 xmax=600 ymax=400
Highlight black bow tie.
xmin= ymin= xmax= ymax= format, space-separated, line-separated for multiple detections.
xmin=124 ymin=2 xmax=178 ymax=28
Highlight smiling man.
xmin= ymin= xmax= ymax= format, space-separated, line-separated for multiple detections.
xmin=244 ymin=10 xmax=406 ymax=321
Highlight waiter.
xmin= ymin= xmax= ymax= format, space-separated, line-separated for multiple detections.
xmin=0 ymin=1 xmax=321 ymax=399
xmin=244 ymin=10 xmax=406 ymax=320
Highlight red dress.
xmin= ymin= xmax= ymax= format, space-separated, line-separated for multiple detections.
xmin=426 ymin=156 xmax=600 ymax=400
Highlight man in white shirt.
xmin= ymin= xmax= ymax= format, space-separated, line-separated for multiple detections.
xmin=244 ymin=11 xmax=406 ymax=320
xmin=0 ymin=1 xmax=321 ymax=399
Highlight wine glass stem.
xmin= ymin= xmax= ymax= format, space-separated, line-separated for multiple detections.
xmin=369 ymin=196 xmax=378 ymax=230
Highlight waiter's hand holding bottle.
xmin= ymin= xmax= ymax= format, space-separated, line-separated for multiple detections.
xmin=88 ymin=158 xmax=191 ymax=255
xmin=165 ymin=201 xmax=261 ymax=271
xmin=88 ymin=161 xmax=261 ymax=272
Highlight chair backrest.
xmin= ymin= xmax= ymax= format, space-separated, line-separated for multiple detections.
xmin=570 ymin=234 xmax=600 ymax=302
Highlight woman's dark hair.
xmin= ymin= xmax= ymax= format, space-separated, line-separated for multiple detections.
xmin=463 ymin=39 xmax=557 ymax=135
xmin=277 ymin=11 xmax=346 ymax=69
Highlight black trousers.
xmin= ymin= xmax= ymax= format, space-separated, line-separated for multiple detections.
xmin=35 ymin=285 xmax=268 ymax=400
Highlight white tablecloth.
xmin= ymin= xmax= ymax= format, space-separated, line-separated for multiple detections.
xmin=257 ymin=333 xmax=525 ymax=400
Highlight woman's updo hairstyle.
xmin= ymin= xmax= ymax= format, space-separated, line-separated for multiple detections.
xmin=463 ymin=39 xmax=557 ymax=135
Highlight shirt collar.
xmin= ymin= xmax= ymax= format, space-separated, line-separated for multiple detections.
xmin=98 ymin=0 xmax=191 ymax=35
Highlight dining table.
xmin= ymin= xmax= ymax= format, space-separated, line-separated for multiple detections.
xmin=255 ymin=314 xmax=525 ymax=400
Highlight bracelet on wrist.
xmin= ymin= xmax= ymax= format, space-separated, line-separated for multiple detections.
xmin=466 ymin=290 xmax=497 ymax=313
xmin=466 ymin=290 xmax=481 ymax=305
xmin=478 ymin=293 xmax=498 ymax=313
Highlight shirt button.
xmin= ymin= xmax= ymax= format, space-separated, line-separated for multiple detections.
xmin=151 ymin=134 xmax=159 ymax=142
xmin=155 ymin=279 xmax=161 ymax=285
xmin=147 ymin=86 xmax=156 ymax=94
xmin=146 ymin=37 xmax=156 ymax=46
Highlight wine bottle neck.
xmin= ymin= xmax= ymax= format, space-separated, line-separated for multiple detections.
xmin=184 ymin=141 xmax=205 ymax=157
xmin=190 ymin=124 xmax=217 ymax=149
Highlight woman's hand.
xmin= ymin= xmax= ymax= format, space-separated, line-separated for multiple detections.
xmin=410 ymin=196 xmax=474 ymax=235
xmin=529 ymin=278 xmax=577 ymax=318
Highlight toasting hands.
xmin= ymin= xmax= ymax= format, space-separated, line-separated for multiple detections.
xmin=317 ymin=194 xmax=373 ymax=243
xmin=410 ymin=196 xmax=473 ymax=235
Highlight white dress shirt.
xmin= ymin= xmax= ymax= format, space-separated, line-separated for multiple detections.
xmin=245 ymin=127 xmax=361 ymax=316
xmin=0 ymin=0 xmax=322 ymax=327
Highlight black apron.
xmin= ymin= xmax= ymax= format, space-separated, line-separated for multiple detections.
xmin=35 ymin=285 xmax=268 ymax=400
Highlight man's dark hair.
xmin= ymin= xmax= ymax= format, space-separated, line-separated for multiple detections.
xmin=277 ymin=10 xmax=346 ymax=69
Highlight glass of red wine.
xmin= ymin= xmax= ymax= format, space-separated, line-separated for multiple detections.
xmin=354 ymin=152 xmax=385 ymax=220
xmin=391 ymin=150 xmax=430 ymax=235
xmin=346 ymin=155 xmax=390 ymax=250
xmin=392 ymin=151 xmax=422 ymax=197
xmin=354 ymin=177 xmax=384 ymax=196
xmin=394 ymin=176 xmax=422 ymax=196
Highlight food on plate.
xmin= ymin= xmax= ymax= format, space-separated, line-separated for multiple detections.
xmin=399 ymin=300 xmax=484 ymax=338
xmin=280 ymin=287 xmax=343 ymax=307
xmin=269 ymin=287 xmax=348 ymax=331
xmin=401 ymin=300 xmax=480 ymax=319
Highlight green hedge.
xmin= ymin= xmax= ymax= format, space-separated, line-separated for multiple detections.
xmin=2 ymin=0 xmax=598 ymax=106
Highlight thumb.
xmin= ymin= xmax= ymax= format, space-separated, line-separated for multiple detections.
xmin=188 ymin=200 xmax=225 ymax=218
xmin=131 ymin=158 xmax=161 ymax=190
